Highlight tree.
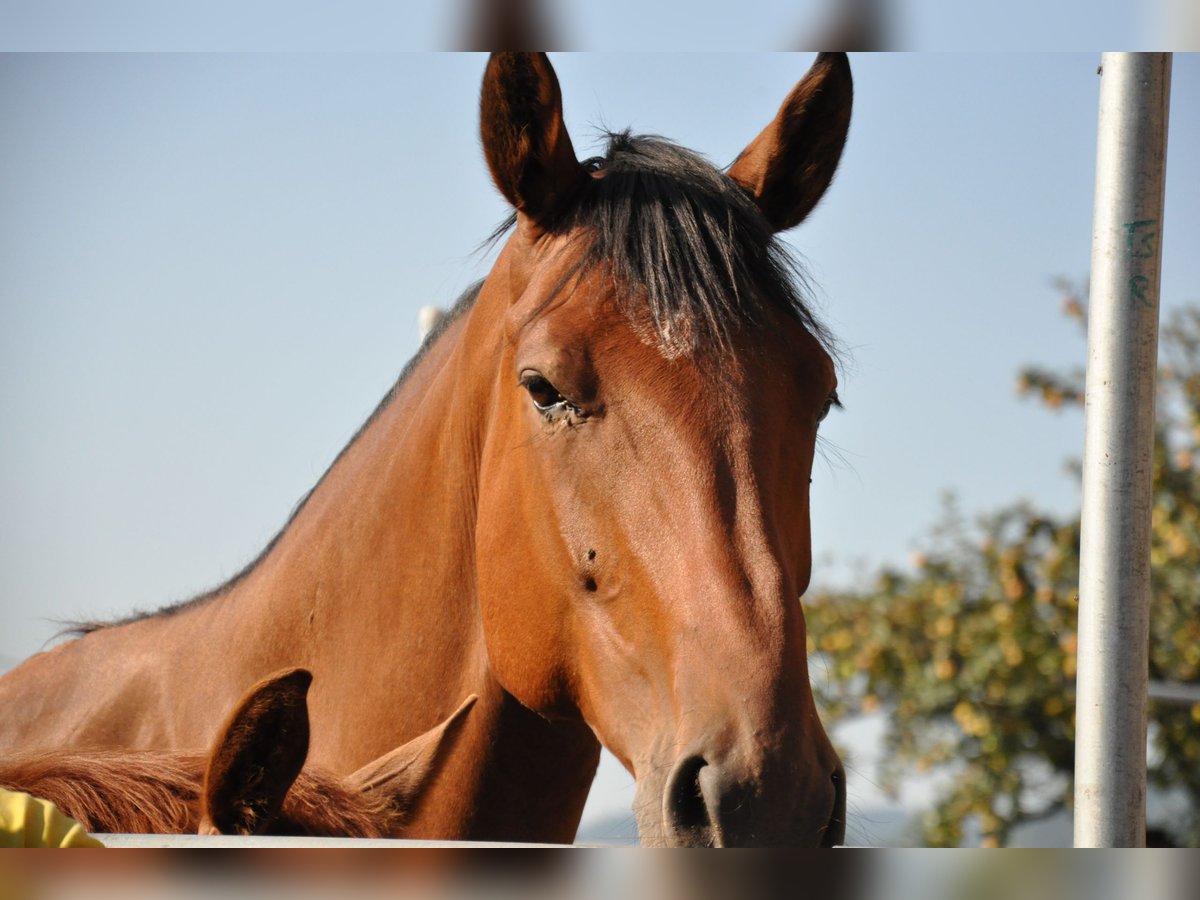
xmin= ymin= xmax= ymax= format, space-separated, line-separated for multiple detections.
xmin=807 ymin=283 xmax=1200 ymax=847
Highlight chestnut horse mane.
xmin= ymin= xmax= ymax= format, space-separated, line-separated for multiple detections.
xmin=61 ymin=132 xmax=837 ymax=641
xmin=0 ymin=749 xmax=398 ymax=837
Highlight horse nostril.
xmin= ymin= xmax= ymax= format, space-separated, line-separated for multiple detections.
xmin=663 ymin=755 xmax=843 ymax=846
xmin=664 ymin=754 xmax=717 ymax=847
xmin=821 ymin=767 xmax=847 ymax=847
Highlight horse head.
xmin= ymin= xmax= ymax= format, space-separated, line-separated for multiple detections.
xmin=471 ymin=53 xmax=852 ymax=847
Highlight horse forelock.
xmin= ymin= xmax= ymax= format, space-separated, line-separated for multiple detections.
xmin=491 ymin=131 xmax=838 ymax=362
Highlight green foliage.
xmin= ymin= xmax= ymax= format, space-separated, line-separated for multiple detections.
xmin=808 ymin=284 xmax=1200 ymax=846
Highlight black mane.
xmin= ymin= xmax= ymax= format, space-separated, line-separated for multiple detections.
xmin=495 ymin=130 xmax=835 ymax=357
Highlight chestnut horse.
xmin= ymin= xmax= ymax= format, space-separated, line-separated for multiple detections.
xmin=0 ymin=52 xmax=852 ymax=846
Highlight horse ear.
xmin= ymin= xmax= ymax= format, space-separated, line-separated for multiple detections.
xmin=199 ymin=668 xmax=313 ymax=836
xmin=727 ymin=52 xmax=853 ymax=232
xmin=344 ymin=694 xmax=477 ymax=824
xmin=480 ymin=52 xmax=588 ymax=223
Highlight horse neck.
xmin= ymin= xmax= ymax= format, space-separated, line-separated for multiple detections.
xmin=226 ymin=258 xmax=601 ymax=835
xmin=0 ymin=280 xmax=499 ymax=755
xmin=219 ymin=297 xmax=499 ymax=751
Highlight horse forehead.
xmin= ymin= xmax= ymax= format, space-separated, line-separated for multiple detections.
xmin=507 ymin=235 xmax=835 ymax=400
xmin=518 ymin=294 xmax=834 ymax=409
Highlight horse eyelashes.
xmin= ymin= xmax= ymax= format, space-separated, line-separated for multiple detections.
xmin=520 ymin=372 xmax=582 ymax=419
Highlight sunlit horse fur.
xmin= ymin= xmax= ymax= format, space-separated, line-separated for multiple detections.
xmin=0 ymin=53 xmax=853 ymax=846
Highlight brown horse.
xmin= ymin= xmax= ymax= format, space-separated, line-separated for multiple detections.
xmin=0 ymin=52 xmax=852 ymax=846
xmin=0 ymin=668 xmax=475 ymax=837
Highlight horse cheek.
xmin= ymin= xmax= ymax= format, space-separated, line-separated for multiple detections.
xmin=475 ymin=474 xmax=575 ymax=718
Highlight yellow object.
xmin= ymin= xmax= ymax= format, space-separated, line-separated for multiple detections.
xmin=0 ymin=788 xmax=104 ymax=848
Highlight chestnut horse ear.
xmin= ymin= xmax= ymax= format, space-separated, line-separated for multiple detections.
xmin=480 ymin=53 xmax=588 ymax=223
xmin=345 ymin=694 xmax=477 ymax=824
xmin=199 ymin=668 xmax=313 ymax=836
xmin=727 ymin=52 xmax=853 ymax=232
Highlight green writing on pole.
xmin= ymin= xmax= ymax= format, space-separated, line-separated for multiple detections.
xmin=1130 ymin=275 xmax=1153 ymax=309
xmin=1124 ymin=220 xmax=1159 ymax=308
xmin=1123 ymin=219 xmax=1158 ymax=259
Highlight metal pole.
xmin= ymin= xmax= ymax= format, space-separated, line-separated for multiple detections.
xmin=1074 ymin=53 xmax=1172 ymax=848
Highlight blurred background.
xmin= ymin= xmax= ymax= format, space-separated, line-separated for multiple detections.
xmin=1 ymin=25 xmax=1197 ymax=849
xmin=1 ymin=0 xmax=1198 ymax=50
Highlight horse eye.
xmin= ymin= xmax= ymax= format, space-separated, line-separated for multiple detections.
xmin=818 ymin=391 xmax=841 ymax=424
xmin=522 ymin=373 xmax=566 ymax=412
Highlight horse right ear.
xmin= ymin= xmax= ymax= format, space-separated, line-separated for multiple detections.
xmin=727 ymin=52 xmax=853 ymax=232
xmin=199 ymin=668 xmax=313 ymax=836
xmin=480 ymin=53 xmax=588 ymax=225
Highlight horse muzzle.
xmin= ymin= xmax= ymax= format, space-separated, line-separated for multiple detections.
xmin=652 ymin=752 xmax=845 ymax=848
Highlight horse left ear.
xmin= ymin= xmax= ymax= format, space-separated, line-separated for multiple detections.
xmin=480 ymin=52 xmax=588 ymax=224
xmin=199 ymin=668 xmax=312 ymax=836
xmin=727 ymin=52 xmax=853 ymax=232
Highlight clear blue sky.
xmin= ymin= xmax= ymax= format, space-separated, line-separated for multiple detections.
xmin=1 ymin=52 xmax=1197 ymax=840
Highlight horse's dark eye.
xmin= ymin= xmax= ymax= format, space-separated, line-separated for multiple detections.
xmin=818 ymin=391 xmax=841 ymax=424
xmin=521 ymin=373 xmax=566 ymax=412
